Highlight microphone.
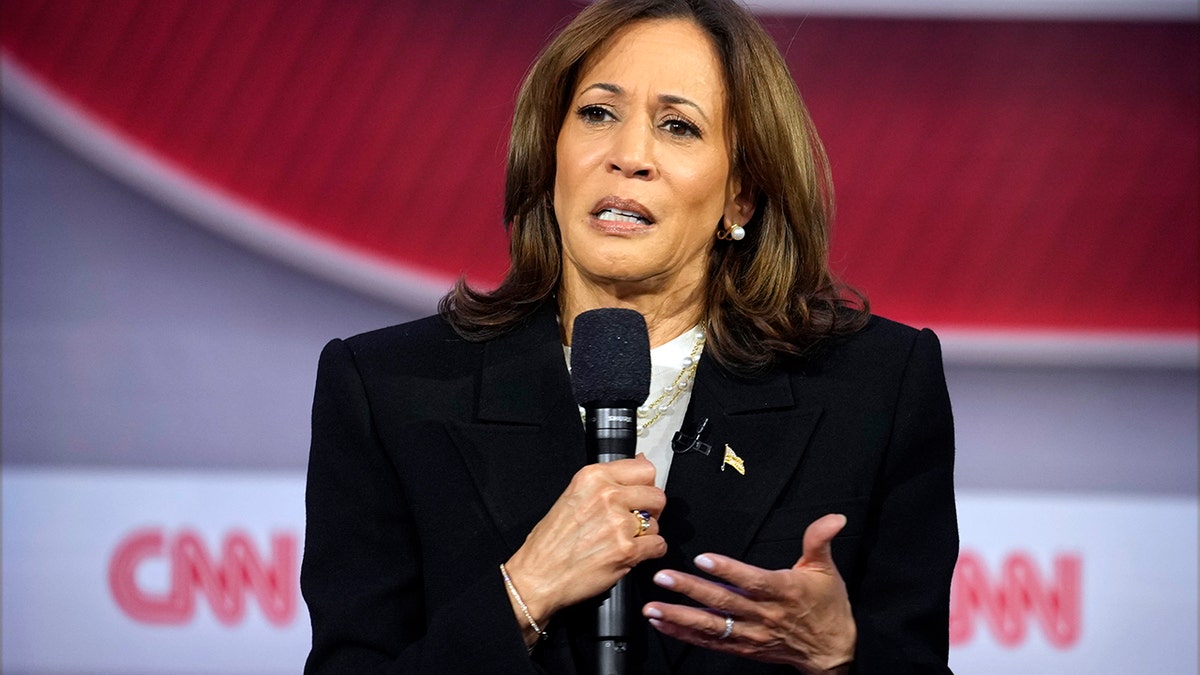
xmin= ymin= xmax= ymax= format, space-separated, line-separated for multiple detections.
xmin=570 ymin=308 xmax=650 ymax=675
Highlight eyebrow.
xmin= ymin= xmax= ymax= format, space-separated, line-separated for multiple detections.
xmin=580 ymin=83 xmax=710 ymax=123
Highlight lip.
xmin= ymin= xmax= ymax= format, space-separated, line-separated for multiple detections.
xmin=589 ymin=196 xmax=657 ymax=226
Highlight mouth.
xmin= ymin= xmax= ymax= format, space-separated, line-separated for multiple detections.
xmin=591 ymin=197 xmax=655 ymax=226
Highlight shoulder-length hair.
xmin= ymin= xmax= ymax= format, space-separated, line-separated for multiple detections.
xmin=440 ymin=0 xmax=869 ymax=371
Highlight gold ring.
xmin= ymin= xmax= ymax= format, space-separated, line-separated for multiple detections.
xmin=632 ymin=509 xmax=652 ymax=537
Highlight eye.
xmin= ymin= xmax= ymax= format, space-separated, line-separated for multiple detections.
xmin=577 ymin=104 xmax=615 ymax=124
xmin=662 ymin=116 xmax=701 ymax=139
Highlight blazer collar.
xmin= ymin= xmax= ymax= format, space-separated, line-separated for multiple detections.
xmin=477 ymin=301 xmax=570 ymax=425
xmin=448 ymin=303 xmax=586 ymax=552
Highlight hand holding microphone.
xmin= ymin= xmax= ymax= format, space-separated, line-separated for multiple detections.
xmin=500 ymin=309 xmax=664 ymax=668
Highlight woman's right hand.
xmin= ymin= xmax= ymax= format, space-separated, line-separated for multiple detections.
xmin=502 ymin=454 xmax=668 ymax=639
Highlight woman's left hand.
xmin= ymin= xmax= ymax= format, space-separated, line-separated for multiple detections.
xmin=642 ymin=513 xmax=856 ymax=675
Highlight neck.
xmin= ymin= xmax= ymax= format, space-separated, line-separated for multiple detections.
xmin=559 ymin=275 xmax=704 ymax=348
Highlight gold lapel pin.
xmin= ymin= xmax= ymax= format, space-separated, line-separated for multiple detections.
xmin=721 ymin=444 xmax=745 ymax=475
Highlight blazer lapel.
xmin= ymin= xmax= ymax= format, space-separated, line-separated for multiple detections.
xmin=661 ymin=353 xmax=823 ymax=565
xmin=447 ymin=305 xmax=587 ymax=553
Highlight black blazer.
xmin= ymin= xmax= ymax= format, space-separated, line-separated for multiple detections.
xmin=302 ymin=303 xmax=957 ymax=674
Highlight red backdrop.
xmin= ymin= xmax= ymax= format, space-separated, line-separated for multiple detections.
xmin=3 ymin=0 xmax=1196 ymax=332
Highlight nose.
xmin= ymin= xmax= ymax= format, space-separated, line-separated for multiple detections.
xmin=607 ymin=120 xmax=656 ymax=180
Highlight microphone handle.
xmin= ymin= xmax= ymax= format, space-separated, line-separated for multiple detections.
xmin=585 ymin=406 xmax=638 ymax=675
xmin=596 ymin=577 xmax=630 ymax=675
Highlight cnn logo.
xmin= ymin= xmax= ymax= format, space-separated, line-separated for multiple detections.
xmin=109 ymin=528 xmax=297 ymax=626
xmin=950 ymin=549 xmax=1082 ymax=648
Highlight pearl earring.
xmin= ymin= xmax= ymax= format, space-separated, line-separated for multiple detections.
xmin=718 ymin=221 xmax=746 ymax=241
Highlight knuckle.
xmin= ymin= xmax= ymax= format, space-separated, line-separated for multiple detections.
xmin=636 ymin=461 xmax=657 ymax=481
xmin=647 ymin=491 xmax=667 ymax=511
xmin=760 ymin=605 xmax=787 ymax=629
xmin=648 ymin=536 xmax=668 ymax=559
xmin=711 ymin=596 xmax=738 ymax=613
xmin=571 ymin=465 xmax=599 ymax=489
xmin=614 ymin=535 xmax=636 ymax=556
xmin=742 ymin=572 xmax=776 ymax=597
xmin=629 ymin=536 xmax=665 ymax=561
xmin=599 ymin=485 xmax=624 ymax=509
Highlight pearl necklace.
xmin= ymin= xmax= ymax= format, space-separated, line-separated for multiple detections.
xmin=635 ymin=327 xmax=705 ymax=436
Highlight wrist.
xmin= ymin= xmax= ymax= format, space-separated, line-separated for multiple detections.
xmin=499 ymin=561 xmax=550 ymax=648
xmin=795 ymin=655 xmax=852 ymax=675
xmin=502 ymin=550 xmax=561 ymax=622
xmin=795 ymin=657 xmax=853 ymax=675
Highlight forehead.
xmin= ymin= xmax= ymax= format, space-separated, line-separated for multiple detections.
xmin=575 ymin=18 xmax=727 ymax=104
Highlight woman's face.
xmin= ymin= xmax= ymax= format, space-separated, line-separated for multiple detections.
xmin=554 ymin=18 xmax=745 ymax=302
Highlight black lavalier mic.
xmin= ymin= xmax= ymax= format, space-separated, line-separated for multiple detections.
xmin=570 ymin=308 xmax=651 ymax=675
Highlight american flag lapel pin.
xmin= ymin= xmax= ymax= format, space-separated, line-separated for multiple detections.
xmin=721 ymin=444 xmax=745 ymax=475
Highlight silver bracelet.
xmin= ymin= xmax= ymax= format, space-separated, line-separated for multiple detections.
xmin=499 ymin=562 xmax=548 ymax=642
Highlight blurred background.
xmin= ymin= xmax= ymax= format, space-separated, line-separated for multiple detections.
xmin=2 ymin=0 xmax=1196 ymax=672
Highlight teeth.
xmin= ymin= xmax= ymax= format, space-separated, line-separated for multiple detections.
xmin=597 ymin=208 xmax=649 ymax=224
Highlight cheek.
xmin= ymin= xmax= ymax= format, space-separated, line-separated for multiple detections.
xmin=551 ymin=154 xmax=575 ymax=224
xmin=551 ymin=172 xmax=563 ymax=220
xmin=553 ymin=142 xmax=585 ymax=214
xmin=552 ymin=130 xmax=571 ymax=203
xmin=678 ymin=166 xmax=731 ymax=218
xmin=670 ymin=146 xmax=731 ymax=199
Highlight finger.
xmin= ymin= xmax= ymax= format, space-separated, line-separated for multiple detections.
xmin=683 ymin=553 xmax=781 ymax=600
xmin=650 ymin=568 xmax=759 ymax=616
xmin=648 ymin=617 xmax=742 ymax=656
xmin=630 ymin=534 xmax=668 ymax=563
xmin=604 ymin=451 xmax=662 ymax=482
xmin=570 ymin=468 xmax=664 ymax=518
xmin=795 ymin=513 xmax=846 ymax=571
xmin=643 ymin=602 xmax=765 ymax=656
xmin=571 ymin=456 xmax=657 ymax=494
xmin=644 ymin=602 xmax=732 ymax=638
xmin=630 ymin=510 xmax=662 ymax=539
xmin=623 ymin=485 xmax=667 ymax=517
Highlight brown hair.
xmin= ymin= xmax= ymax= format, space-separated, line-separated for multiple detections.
xmin=439 ymin=0 xmax=868 ymax=371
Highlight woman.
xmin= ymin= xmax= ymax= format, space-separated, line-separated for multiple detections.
xmin=301 ymin=0 xmax=956 ymax=673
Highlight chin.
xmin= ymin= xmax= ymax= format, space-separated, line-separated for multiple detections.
xmin=573 ymin=258 xmax=656 ymax=285
xmin=588 ymin=266 xmax=652 ymax=284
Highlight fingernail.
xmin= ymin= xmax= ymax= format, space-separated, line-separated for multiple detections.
xmin=653 ymin=571 xmax=675 ymax=588
xmin=644 ymin=606 xmax=662 ymax=619
xmin=648 ymin=618 xmax=664 ymax=630
xmin=694 ymin=554 xmax=715 ymax=571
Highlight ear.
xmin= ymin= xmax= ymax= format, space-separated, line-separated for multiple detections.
xmin=723 ymin=173 xmax=757 ymax=227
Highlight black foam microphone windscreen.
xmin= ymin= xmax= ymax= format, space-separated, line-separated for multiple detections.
xmin=570 ymin=308 xmax=651 ymax=407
